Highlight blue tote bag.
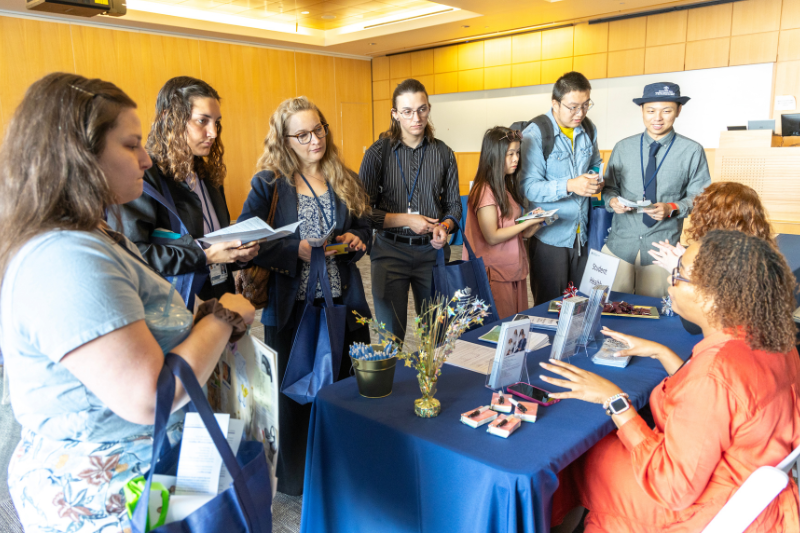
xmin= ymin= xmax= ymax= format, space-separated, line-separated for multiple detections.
xmin=281 ymin=247 xmax=347 ymax=405
xmin=431 ymin=235 xmax=499 ymax=325
xmin=142 ymin=178 xmax=209 ymax=306
xmin=588 ymin=203 xmax=614 ymax=254
xmin=131 ymin=352 xmax=272 ymax=533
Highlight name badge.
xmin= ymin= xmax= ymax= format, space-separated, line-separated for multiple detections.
xmin=407 ymin=209 xmax=420 ymax=215
xmin=209 ymin=263 xmax=228 ymax=286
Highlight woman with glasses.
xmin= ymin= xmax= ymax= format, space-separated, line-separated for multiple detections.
xmin=110 ymin=77 xmax=259 ymax=305
xmin=543 ymin=230 xmax=800 ymax=533
xmin=463 ymin=126 xmax=546 ymax=318
xmin=237 ymin=96 xmax=372 ymax=495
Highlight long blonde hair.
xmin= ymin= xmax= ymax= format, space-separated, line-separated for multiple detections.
xmin=257 ymin=97 xmax=369 ymax=218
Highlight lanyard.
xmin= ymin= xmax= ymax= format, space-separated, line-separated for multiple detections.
xmin=394 ymin=144 xmax=426 ymax=213
xmin=639 ymin=133 xmax=677 ymax=199
xmin=196 ymin=179 xmax=216 ymax=234
xmin=299 ymin=172 xmax=333 ymax=231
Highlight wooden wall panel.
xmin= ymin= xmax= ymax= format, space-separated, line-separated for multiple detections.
xmin=340 ymin=102 xmax=371 ymax=171
xmin=484 ymin=37 xmax=511 ymax=67
xmin=512 ymin=33 xmax=542 ymax=63
xmin=729 ymin=32 xmax=779 ymax=65
xmin=484 ymin=65 xmax=511 ymax=90
xmin=296 ymin=53 xmax=339 ymax=141
xmin=646 ymin=11 xmax=688 ymax=47
xmin=455 ymin=152 xmax=480 ymax=195
xmin=417 ymin=74 xmax=435 ymax=95
xmin=390 ymin=78 xmax=406 ymax=96
xmin=782 ymin=0 xmax=800 ymax=30
xmin=373 ymin=79 xmax=391 ymax=101
xmin=608 ymin=48 xmax=645 ymax=78
xmin=262 ymin=49 xmax=298 ymax=128
xmin=458 ymin=42 xmax=484 ymax=70
xmin=434 ymin=72 xmax=458 ymax=94
xmin=573 ymin=53 xmax=607 ymax=80
xmin=541 ymin=57 xmax=573 ymax=84
xmin=685 ymin=38 xmax=730 ymax=70
xmin=774 ymin=60 xmax=800 ymax=134
xmin=644 ymin=43 xmax=686 ymax=74
xmin=389 ymin=54 xmax=411 ymax=79
xmin=139 ymin=34 xmax=203 ymax=121
xmin=609 ymin=18 xmax=647 ymax=51
xmin=731 ymin=0 xmax=782 ymax=35
xmin=458 ymin=68 xmax=484 ymax=92
xmin=410 ymin=49 xmax=434 ymax=76
xmin=434 ymin=46 xmax=459 ymax=73
xmin=778 ymin=29 xmax=800 ymax=62
xmin=335 ymin=57 xmax=372 ymax=103
xmin=574 ymin=22 xmax=608 ymax=56
xmin=373 ymin=99 xmax=390 ymax=140
xmin=373 ymin=56 xmax=390 ymax=81
xmin=542 ymin=27 xmax=574 ymax=60
xmin=512 ymin=62 xmax=540 ymax=87
xmin=687 ymin=3 xmax=733 ymax=41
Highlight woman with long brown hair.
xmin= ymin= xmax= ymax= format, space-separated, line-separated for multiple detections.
xmin=237 ymin=96 xmax=372 ymax=495
xmin=0 ymin=73 xmax=254 ymax=531
xmin=110 ymin=76 xmax=258 ymax=305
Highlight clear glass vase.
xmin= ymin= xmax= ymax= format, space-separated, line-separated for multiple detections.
xmin=414 ymin=371 xmax=441 ymax=418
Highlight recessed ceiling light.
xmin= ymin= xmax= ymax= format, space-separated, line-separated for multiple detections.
xmin=461 ymin=25 xmax=469 ymax=28
xmin=301 ymin=10 xmax=309 ymax=14
xmin=321 ymin=14 xmax=336 ymax=19
xmin=370 ymin=42 xmax=377 ymax=45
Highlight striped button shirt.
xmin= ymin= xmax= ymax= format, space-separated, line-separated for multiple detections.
xmin=359 ymin=136 xmax=462 ymax=236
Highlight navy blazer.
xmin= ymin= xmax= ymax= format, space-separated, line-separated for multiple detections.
xmin=238 ymin=170 xmax=372 ymax=332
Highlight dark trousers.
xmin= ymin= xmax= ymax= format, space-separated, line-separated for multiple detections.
xmin=370 ymin=234 xmax=450 ymax=341
xmin=528 ymin=235 xmax=588 ymax=306
xmin=264 ymin=297 xmax=370 ymax=496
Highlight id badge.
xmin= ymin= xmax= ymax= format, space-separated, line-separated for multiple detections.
xmin=209 ymin=263 xmax=228 ymax=286
xmin=407 ymin=209 xmax=420 ymax=215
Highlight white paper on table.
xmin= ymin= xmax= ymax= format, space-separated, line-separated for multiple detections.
xmin=445 ymin=340 xmax=497 ymax=374
xmin=775 ymin=95 xmax=797 ymax=111
xmin=527 ymin=331 xmax=550 ymax=352
xmin=516 ymin=209 xmax=559 ymax=223
xmin=197 ymin=217 xmax=300 ymax=246
xmin=305 ymin=227 xmax=333 ymax=248
xmin=217 ymin=418 xmax=245 ymax=493
xmin=176 ymin=413 xmax=230 ymax=496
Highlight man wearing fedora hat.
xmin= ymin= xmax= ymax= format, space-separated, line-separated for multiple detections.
xmin=601 ymin=82 xmax=710 ymax=297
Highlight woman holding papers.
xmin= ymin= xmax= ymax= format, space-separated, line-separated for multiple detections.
xmin=110 ymin=76 xmax=259 ymax=304
xmin=0 ymin=74 xmax=255 ymax=532
xmin=543 ymin=230 xmax=800 ymax=533
xmin=463 ymin=127 xmax=545 ymax=319
xmin=238 ymin=96 xmax=372 ymax=495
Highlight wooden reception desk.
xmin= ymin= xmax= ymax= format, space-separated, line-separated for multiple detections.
xmin=714 ymin=130 xmax=800 ymax=235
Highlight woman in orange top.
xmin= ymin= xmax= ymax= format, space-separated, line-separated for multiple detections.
xmin=463 ymin=127 xmax=544 ymax=319
xmin=543 ymin=229 xmax=800 ymax=533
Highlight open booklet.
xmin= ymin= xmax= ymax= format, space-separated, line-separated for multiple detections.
xmin=516 ymin=209 xmax=559 ymax=223
xmin=617 ymin=197 xmax=652 ymax=212
xmin=197 ymin=217 xmax=300 ymax=246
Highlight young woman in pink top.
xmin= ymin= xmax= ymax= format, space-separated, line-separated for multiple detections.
xmin=463 ymin=127 xmax=544 ymax=319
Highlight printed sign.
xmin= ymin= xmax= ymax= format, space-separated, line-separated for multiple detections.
xmin=579 ymin=249 xmax=620 ymax=301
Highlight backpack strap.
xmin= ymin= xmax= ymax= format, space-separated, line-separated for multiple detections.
xmin=530 ymin=115 xmax=556 ymax=162
xmin=434 ymin=138 xmax=452 ymax=176
xmin=580 ymin=116 xmax=596 ymax=144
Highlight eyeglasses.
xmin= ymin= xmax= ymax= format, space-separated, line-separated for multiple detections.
xmin=559 ymin=100 xmax=594 ymax=115
xmin=285 ymin=123 xmax=329 ymax=145
xmin=394 ymin=105 xmax=430 ymax=120
xmin=501 ymin=130 xmax=522 ymax=142
xmin=671 ymin=256 xmax=692 ymax=286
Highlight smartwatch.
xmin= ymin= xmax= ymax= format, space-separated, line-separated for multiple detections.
xmin=604 ymin=393 xmax=631 ymax=416
xmin=667 ymin=203 xmax=679 ymax=218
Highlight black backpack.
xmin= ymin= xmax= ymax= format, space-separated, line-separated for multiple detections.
xmin=510 ymin=115 xmax=596 ymax=163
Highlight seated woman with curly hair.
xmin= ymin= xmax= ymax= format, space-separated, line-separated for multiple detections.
xmin=544 ymin=229 xmax=800 ymax=533
xmin=648 ymin=181 xmax=775 ymax=334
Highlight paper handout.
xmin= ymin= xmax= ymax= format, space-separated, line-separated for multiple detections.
xmin=175 ymin=413 xmax=230 ymax=496
xmin=197 ymin=217 xmax=300 ymax=246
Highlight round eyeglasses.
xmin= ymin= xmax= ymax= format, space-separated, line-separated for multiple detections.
xmin=559 ymin=100 xmax=594 ymax=115
xmin=285 ymin=123 xmax=329 ymax=145
xmin=393 ymin=105 xmax=430 ymax=120
xmin=671 ymin=255 xmax=692 ymax=286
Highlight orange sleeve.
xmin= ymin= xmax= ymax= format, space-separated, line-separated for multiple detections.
xmin=616 ymin=373 xmax=736 ymax=511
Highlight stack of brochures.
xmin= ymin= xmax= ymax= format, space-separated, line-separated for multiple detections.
xmin=516 ymin=209 xmax=559 ymax=225
xmin=591 ymin=338 xmax=632 ymax=368
xmin=579 ymin=285 xmax=608 ymax=346
xmin=550 ymin=296 xmax=588 ymax=361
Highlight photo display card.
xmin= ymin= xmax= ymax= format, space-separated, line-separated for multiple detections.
xmin=486 ymin=318 xmax=530 ymax=390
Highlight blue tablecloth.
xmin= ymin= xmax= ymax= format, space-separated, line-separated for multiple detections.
xmin=300 ymin=293 xmax=697 ymax=533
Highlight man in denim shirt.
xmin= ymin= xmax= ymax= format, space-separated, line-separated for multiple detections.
xmin=520 ymin=72 xmax=604 ymax=305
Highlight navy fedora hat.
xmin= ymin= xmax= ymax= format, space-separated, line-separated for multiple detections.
xmin=633 ymin=82 xmax=691 ymax=106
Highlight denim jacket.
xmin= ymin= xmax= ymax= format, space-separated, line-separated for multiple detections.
xmin=519 ymin=109 xmax=602 ymax=248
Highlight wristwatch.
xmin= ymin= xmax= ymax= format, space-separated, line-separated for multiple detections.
xmin=604 ymin=393 xmax=631 ymax=416
xmin=667 ymin=203 xmax=679 ymax=218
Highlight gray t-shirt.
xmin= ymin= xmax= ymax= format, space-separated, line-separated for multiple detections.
xmin=0 ymin=230 xmax=188 ymax=442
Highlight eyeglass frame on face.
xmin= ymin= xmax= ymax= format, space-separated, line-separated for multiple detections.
xmin=671 ymin=255 xmax=692 ymax=287
xmin=285 ymin=123 xmax=329 ymax=145
xmin=558 ymin=99 xmax=594 ymax=115
xmin=393 ymin=105 xmax=430 ymax=120
xmin=501 ymin=130 xmax=523 ymax=142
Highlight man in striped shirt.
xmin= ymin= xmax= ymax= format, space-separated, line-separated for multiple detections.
xmin=359 ymin=78 xmax=462 ymax=341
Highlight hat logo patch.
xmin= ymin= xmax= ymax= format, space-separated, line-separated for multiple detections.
xmin=655 ymin=86 xmax=675 ymax=96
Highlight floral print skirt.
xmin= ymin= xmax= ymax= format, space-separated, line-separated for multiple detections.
xmin=9 ymin=423 xmax=183 ymax=533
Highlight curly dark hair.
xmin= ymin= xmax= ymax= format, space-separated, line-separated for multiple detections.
xmin=687 ymin=182 xmax=773 ymax=244
xmin=146 ymin=76 xmax=225 ymax=187
xmin=692 ymin=230 xmax=796 ymax=353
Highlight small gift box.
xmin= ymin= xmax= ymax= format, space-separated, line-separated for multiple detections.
xmin=460 ymin=406 xmax=498 ymax=428
xmin=512 ymin=401 xmax=538 ymax=423
xmin=487 ymin=415 xmax=521 ymax=438
xmin=491 ymin=392 xmax=512 ymax=413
